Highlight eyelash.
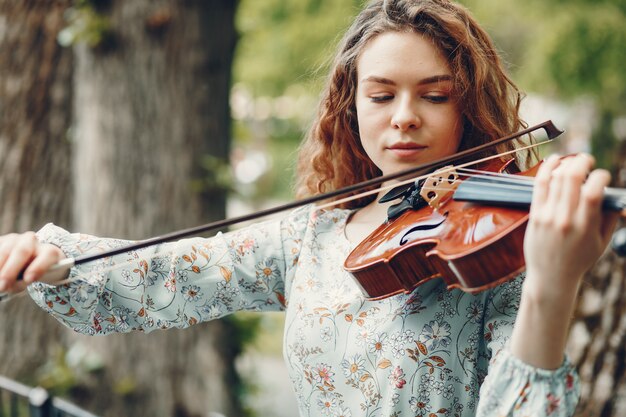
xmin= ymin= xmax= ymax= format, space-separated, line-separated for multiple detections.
xmin=369 ymin=94 xmax=449 ymax=104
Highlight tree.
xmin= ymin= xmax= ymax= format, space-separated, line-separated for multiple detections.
xmin=0 ymin=0 xmax=73 ymax=380
xmin=63 ymin=1 xmax=240 ymax=416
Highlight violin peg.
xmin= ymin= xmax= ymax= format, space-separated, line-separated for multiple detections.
xmin=611 ymin=227 xmax=626 ymax=257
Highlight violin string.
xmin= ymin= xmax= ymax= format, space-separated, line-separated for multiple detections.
xmin=0 ymin=141 xmax=550 ymax=303
xmin=317 ymin=141 xmax=545 ymax=211
xmin=419 ymin=180 xmax=535 ymax=195
xmin=420 ymin=169 xmax=538 ymax=194
xmin=455 ymin=168 xmax=535 ymax=184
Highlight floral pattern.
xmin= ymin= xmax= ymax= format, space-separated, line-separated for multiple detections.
xmin=30 ymin=206 xmax=580 ymax=416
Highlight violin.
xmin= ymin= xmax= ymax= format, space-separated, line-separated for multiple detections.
xmin=2 ymin=121 xmax=626 ymax=303
xmin=344 ymin=157 xmax=626 ymax=300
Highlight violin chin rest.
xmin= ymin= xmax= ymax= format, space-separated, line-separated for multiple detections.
xmin=611 ymin=227 xmax=626 ymax=257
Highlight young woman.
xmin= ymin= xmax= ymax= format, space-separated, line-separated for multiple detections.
xmin=0 ymin=0 xmax=618 ymax=416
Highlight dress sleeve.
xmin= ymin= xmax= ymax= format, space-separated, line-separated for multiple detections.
xmin=27 ymin=207 xmax=309 ymax=335
xmin=476 ymin=275 xmax=580 ymax=416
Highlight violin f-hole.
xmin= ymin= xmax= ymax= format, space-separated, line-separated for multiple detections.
xmin=399 ymin=212 xmax=449 ymax=245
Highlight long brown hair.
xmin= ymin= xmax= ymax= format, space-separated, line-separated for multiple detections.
xmin=295 ymin=0 xmax=527 ymax=209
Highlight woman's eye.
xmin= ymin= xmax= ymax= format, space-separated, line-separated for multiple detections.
xmin=423 ymin=95 xmax=449 ymax=103
xmin=370 ymin=95 xmax=393 ymax=103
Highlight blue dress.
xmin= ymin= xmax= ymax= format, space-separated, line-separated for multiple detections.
xmin=29 ymin=206 xmax=579 ymax=416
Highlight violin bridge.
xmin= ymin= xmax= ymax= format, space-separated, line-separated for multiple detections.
xmin=420 ymin=166 xmax=460 ymax=209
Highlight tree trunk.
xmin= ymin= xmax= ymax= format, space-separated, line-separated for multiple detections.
xmin=71 ymin=1 xmax=240 ymax=416
xmin=570 ymin=139 xmax=626 ymax=417
xmin=0 ymin=0 xmax=73 ymax=378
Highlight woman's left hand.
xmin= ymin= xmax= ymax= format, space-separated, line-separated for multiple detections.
xmin=511 ymin=153 xmax=619 ymax=369
xmin=524 ymin=153 xmax=619 ymax=299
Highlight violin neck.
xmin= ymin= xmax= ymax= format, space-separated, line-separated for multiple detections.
xmin=604 ymin=188 xmax=626 ymax=214
xmin=453 ymin=176 xmax=626 ymax=215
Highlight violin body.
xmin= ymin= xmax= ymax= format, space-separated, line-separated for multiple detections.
xmin=344 ymin=159 xmax=541 ymax=299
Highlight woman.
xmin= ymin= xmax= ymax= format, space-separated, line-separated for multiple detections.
xmin=0 ymin=0 xmax=618 ymax=415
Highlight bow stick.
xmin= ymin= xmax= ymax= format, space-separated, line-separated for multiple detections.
xmin=0 ymin=120 xmax=563 ymax=301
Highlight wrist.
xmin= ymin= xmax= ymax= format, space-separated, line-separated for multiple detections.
xmin=523 ymin=268 xmax=581 ymax=307
xmin=511 ymin=279 xmax=579 ymax=369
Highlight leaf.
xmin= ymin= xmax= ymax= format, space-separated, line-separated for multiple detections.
xmin=64 ymin=307 xmax=77 ymax=317
xmin=377 ymin=359 xmax=392 ymax=369
xmin=188 ymin=317 xmax=198 ymax=326
xmin=191 ymin=252 xmax=197 ymax=260
xmin=430 ymin=355 xmax=446 ymax=366
xmin=199 ymin=250 xmax=209 ymax=260
xmin=182 ymin=255 xmax=192 ymax=263
xmin=345 ymin=314 xmax=353 ymax=322
xmin=359 ymin=373 xmax=371 ymax=382
xmin=275 ymin=291 xmax=286 ymax=307
xmin=356 ymin=319 xmax=364 ymax=327
xmin=416 ymin=342 xmax=428 ymax=355
xmin=138 ymin=308 xmax=145 ymax=317
xmin=220 ymin=266 xmax=232 ymax=282
xmin=191 ymin=266 xmax=200 ymax=273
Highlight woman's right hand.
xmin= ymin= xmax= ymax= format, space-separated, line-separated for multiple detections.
xmin=0 ymin=232 xmax=66 ymax=293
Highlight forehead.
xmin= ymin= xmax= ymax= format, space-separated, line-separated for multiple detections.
xmin=356 ymin=31 xmax=451 ymax=79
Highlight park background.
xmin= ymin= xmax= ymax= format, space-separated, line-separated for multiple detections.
xmin=0 ymin=0 xmax=625 ymax=416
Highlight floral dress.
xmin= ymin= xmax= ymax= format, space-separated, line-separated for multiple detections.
xmin=29 ymin=205 xmax=579 ymax=417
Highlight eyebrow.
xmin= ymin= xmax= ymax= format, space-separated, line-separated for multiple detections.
xmin=360 ymin=74 xmax=453 ymax=86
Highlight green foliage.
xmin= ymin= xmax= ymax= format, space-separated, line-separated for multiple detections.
xmin=460 ymin=0 xmax=626 ymax=168
xmin=33 ymin=343 xmax=105 ymax=397
xmin=57 ymin=0 xmax=114 ymax=49
xmin=234 ymin=0 xmax=364 ymax=96
xmin=233 ymin=0 xmax=366 ymax=201
xmin=190 ymin=154 xmax=234 ymax=195
xmin=524 ymin=4 xmax=626 ymax=110
xmin=224 ymin=313 xmax=263 ymax=354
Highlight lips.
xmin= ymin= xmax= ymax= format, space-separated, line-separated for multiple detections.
xmin=387 ymin=142 xmax=427 ymax=158
xmin=388 ymin=142 xmax=426 ymax=150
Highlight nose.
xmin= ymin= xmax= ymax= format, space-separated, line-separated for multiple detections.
xmin=391 ymin=95 xmax=420 ymax=131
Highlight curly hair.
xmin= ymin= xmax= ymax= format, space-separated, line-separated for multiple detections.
xmin=295 ymin=0 xmax=528 ymax=209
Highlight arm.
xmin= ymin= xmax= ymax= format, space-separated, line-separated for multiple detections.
xmin=512 ymin=154 xmax=618 ymax=369
xmin=476 ymin=275 xmax=580 ymax=417
xmin=1 ymin=207 xmax=309 ymax=335
xmin=476 ymin=154 xmax=617 ymax=416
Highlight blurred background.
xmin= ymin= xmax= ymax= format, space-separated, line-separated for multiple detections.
xmin=0 ymin=0 xmax=625 ymax=416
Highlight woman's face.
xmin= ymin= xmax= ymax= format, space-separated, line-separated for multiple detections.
xmin=355 ymin=31 xmax=463 ymax=177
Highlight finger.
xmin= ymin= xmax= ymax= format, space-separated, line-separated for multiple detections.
xmin=23 ymin=244 xmax=64 ymax=284
xmin=555 ymin=154 xmax=594 ymax=222
xmin=0 ymin=232 xmax=38 ymax=291
xmin=530 ymin=154 xmax=561 ymax=215
xmin=579 ymin=168 xmax=613 ymax=240
xmin=580 ymin=168 xmax=609 ymax=215
xmin=0 ymin=233 xmax=19 ymax=270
